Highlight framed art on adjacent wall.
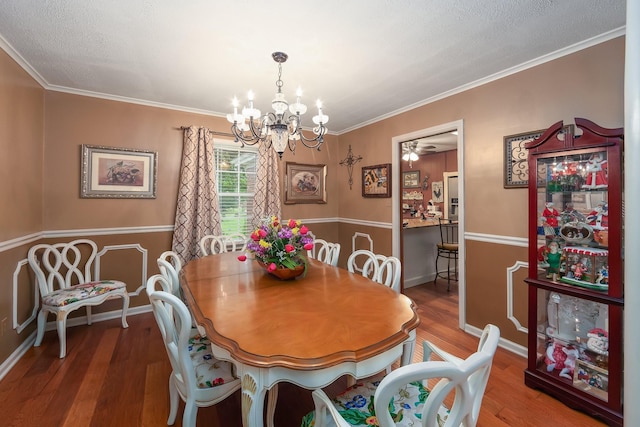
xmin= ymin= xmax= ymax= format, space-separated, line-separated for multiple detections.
xmin=402 ymin=170 xmax=420 ymax=188
xmin=284 ymin=162 xmax=327 ymax=204
xmin=362 ymin=163 xmax=391 ymax=198
xmin=503 ymin=125 xmax=574 ymax=188
xmin=81 ymin=144 xmax=158 ymax=198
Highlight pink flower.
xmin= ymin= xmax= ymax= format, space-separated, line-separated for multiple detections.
xmin=288 ymin=219 xmax=297 ymax=228
xmin=303 ymin=242 xmax=314 ymax=250
xmin=300 ymin=225 xmax=309 ymax=235
xmin=285 ymin=244 xmax=295 ymax=253
xmin=237 ymin=255 xmax=247 ymax=262
xmin=258 ymin=229 xmax=267 ymax=238
xmin=251 ymin=232 xmax=260 ymax=241
xmin=268 ymin=262 xmax=277 ymax=272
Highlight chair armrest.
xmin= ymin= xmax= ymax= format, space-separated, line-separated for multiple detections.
xmin=311 ymin=389 xmax=353 ymax=427
xmin=423 ymin=340 xmax=464 ymax=365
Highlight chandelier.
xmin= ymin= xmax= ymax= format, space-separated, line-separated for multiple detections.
xmin=226 ymin=52 xmax=329 ymax=159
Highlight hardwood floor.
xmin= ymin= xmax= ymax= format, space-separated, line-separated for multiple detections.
xmin=0 ymin=282 xmax=608 ymax=426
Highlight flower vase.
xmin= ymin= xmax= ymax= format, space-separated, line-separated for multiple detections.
xmin=257 ymin=261 xmax=305 ymax=280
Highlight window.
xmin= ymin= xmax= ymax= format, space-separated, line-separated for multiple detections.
xmin=214 ymin=143 xmax=258 ymax=236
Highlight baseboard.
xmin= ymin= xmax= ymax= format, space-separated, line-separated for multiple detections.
xmin=0 ymin=305 xmax=152 ymax=382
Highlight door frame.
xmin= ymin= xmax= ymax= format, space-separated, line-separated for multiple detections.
xmin=391 ymin=119 xmax=465 ymax=329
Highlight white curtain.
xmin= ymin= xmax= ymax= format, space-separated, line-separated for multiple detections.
xmin=251 ymin=142 xmax=281 ymax=228
xmin=172 ymin=126 xmax=221 ymax=263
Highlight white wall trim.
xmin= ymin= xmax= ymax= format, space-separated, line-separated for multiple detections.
xmin=466 ymin=232 xmax=528 ymax=247
xmin=12 ymin=259 xmax=38 ymax=333
xmin=2 ymin=225 xmax=531 ymax=253
xmin=43 ymin=225 xmax=174 ymax=238
xmin=464 ymin=323 xmax=527 ymax=359
xmin=0 ymin=232 xmax=41 ymax=253
xmin=96 ymin=244 xmax=149 ymax=297
xmin=506 ymin=261 xmax=529 ymax=333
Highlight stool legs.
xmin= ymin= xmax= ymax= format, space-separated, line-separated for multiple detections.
xmin=434 ymin=249 xmax=458 ymax=292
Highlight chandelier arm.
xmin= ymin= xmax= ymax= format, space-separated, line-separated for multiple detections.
xmin=297 ymin=124 xmax=326 ymax=148
xmin=231 ymin=124 xmax=261 ymax=146
xmin=286 ymin=113 xmax=325 ymax=148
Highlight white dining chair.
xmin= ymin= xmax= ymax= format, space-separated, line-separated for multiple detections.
xmin=27 ymin=239 xmax=130 ymax=358
xmin=199 ymin=233 xmax=248 ymax=256
xmin=347 ymin=249 xmax=402 ymax=293
xmin=304 ymin=324 xmax=501 ymax=427
xmin=158 ymin=251 xmax=182 ymax=296
xmin=146 ymin=276 xmax=240 ymax=427
xmin=307 ymin=238 xmax=341 ymax=266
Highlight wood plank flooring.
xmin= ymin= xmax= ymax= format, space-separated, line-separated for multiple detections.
xmin=0 ymin=282 xmax=609 ymax=426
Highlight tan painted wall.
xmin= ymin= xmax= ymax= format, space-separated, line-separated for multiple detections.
xmin=337 ymin=37 xmax=624 ymax=336
xmin=0 ymin=50 xmax=45 ymax=361
xmin=43 ymin=92 xmax=339 ymax=230
xmin=0 ymin=49 xmax=44 ymax=241
xmin=0 ymin=36 xmax=625 ymax=361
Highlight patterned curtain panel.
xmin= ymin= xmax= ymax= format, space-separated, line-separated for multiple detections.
xmin=251 ymin=142 xmax=281 ymax=228
xmin=172 ymin=126 xmax=222 ymax=263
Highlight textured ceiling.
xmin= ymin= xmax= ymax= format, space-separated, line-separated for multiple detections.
xmin=0 ymin=0 xmax=626 ymax=134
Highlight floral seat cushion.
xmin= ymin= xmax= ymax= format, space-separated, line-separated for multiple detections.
xmin=42 ymin=280 xmax=127 ymax=307
xmin=301 ymin=377 xmax=450 ymax=427
xmin=188 ymin=332 xmax=237 ymax=389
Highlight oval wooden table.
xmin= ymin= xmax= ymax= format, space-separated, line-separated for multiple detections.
xmin=180 ymin=252 xmax=420 ymax=427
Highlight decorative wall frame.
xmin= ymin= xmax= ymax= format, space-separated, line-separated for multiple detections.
xmin=81 ymin=144 xmax=157 ymax=198
xmin=362 ymin=163 xmax=391 ymax=198
xmin=284 ymin=162 xmax=327 ymax=204
xmin=402 ymin=170 xmax=420 ymax=188
xmin=432 ymin=181 xmax=444 ymax=202
xmin=503 ymin=125 xmax=574 ymax=188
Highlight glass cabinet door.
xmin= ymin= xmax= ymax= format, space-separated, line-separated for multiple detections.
xmin=535 ymin=150 xmax=610 ymax=291
xmin=535 ymin=288 xmax=610 ymax=401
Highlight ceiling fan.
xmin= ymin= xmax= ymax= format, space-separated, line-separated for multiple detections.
xmin=402 ymin=141 xmax=437 ymax=161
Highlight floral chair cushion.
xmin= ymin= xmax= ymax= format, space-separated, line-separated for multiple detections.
xmin=300 ymin=377 xmax=450 ymax=427
xmin=42 ymin=280 xmax=126 ymax=307
xmin=188 ymin=332 xmax=237 ymax=389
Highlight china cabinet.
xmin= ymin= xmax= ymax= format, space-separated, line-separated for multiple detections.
xmin=524 ymin=118 xmax=623 ymax=426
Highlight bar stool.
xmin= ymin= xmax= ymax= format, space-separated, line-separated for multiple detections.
xmin=434 ymin=217 xmax=459 ymax=291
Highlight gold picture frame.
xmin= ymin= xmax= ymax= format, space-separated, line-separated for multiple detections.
xmin=81 ymin=144 xmax=157 ymax=198
xmin=284 ymin=162 xmax=327 ymax=204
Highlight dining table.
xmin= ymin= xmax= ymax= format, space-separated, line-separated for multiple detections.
xmin=180 ymin=252 xmax=420 ymax=427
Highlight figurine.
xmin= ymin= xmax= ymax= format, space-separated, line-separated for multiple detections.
xmin=561 ymin=202 xmax=586 ymax=225
xmin=587 ymin=202 xmax=609 ymax=230
xmin=541 ymin=202 xmax=560 ymax=235
xmin=571 ymin=258 xmax=589 ymax=281
xmin=545 ymin=241 xmax=562 ymax=279
xmin=545 ymin=341 xmax=579 ymax=379
xmin=587 ymin=328 xmax=609 ymax=356
xmin=595 ymin=265 xmax=609 ymax=285
xmin=582 ymin=153 xmax=608 ymax=189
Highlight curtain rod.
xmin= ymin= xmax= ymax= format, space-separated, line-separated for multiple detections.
xmin=176 ymin=126 xmax=234 ymax=138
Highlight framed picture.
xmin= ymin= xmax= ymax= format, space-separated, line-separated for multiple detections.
xmin=504 ymin=125 xmax=574 ymax=188
xmin=573 ymin=360 xmax=608 ymax=400
xmin=403 ymin=170 xmax=420 ymax=188
xmin=432 ymin=181 xmax=444 ymax=202
xmin=81 ymin=144 xmax=157 ymax=198
xmin=284 ymin=162 xmax=327 ymax=204
xmin=362 ymin=163 xmax=391 ymax=198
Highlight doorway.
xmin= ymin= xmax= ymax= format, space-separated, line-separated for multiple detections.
xmin=391 ymin=120 xmax=465 ymax=329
